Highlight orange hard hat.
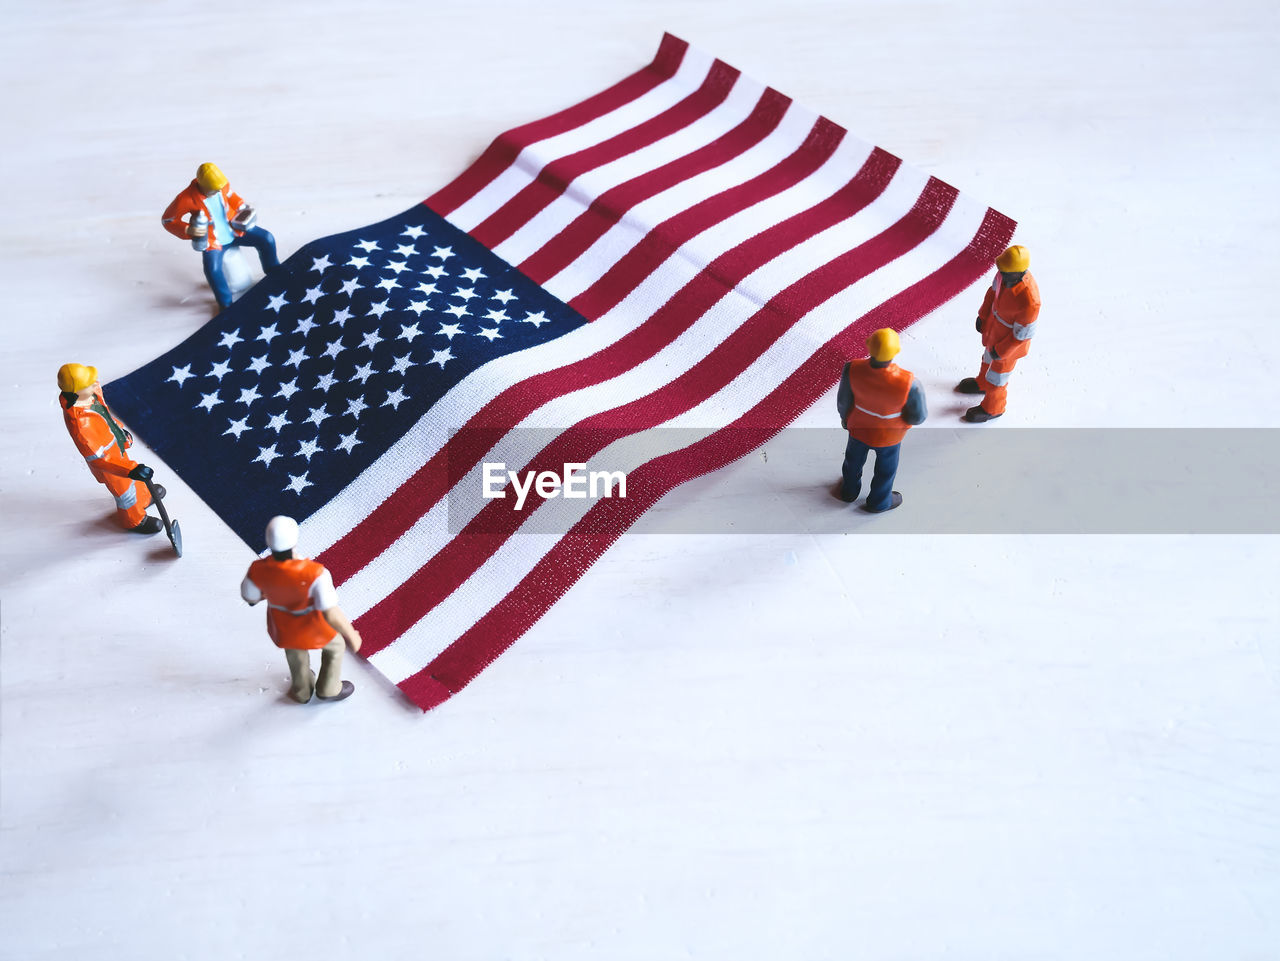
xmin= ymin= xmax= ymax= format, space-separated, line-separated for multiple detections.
xmin=57 ymin=363 xmax=97 ymax=393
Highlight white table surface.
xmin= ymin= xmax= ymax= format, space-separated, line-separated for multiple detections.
xmin=2 ymin=2 xmax=1277 ymax=958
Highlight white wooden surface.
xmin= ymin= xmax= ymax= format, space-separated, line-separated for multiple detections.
xmin=2 ymin=2 xmax=1277 ymax=958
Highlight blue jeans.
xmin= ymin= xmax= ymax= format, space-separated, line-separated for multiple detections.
xmin=202 ymin=226 xmax=279 ymax=307
xmin=840 ymin=436 xmax=901 ymax=511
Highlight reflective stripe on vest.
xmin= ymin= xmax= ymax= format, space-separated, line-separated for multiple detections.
xmin=268 ymin=602 xmax=317 ymax=615
xmin=993 ymin=306 xmax=1035 ymax=342
xmin=854 ymin=402 xmax=902 ymax=420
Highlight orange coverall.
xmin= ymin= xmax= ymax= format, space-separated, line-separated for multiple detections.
xmin=61 ymin=389 xmax=153 ymax=529
xmin=974 ymin=270 xmax=1042 ymax=416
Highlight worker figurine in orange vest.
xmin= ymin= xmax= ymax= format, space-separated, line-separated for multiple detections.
xmin=161 ymin=162 xmax=280 ymax=309
xmin=58 ymin=363 xmax=164 ymax=534
xmin=956 ymin=244 xmax=1041 ymax=422
xmin=240 ymin=516 xmax=363 ymax=704
xmin=835 ymin=328 xmax=927 ymax=513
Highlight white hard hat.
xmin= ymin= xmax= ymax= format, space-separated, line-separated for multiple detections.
xmin=264 ymin=515 xmax=300 ymax=553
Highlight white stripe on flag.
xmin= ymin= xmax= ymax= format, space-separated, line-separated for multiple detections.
xmin=541 ymin=102 xmax=825 ymax=301
xmin=491 ymin=71 xmax=767 ymax=264
xmin=447 ymin=46 xmax=715 ymax=232
xmin=368 ymin=193 xmax=992 ymax=683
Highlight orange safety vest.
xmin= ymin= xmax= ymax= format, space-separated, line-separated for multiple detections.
xmin=845 ymin=359 xmax=914 ymax=448
xmin=246 ymin=557 xmax=338 ymax=650
xmin=979 ymin=271 xmax=1041 ymax=364
xmin=161 ymin=180 xmax=246 ymax=250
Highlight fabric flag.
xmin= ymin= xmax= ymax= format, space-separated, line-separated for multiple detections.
xmin=108 ymin=33 xmax=1015 ymax=709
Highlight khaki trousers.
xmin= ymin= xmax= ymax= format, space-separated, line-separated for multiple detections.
xmin=283 ymin=634 xmax=344 ymax=702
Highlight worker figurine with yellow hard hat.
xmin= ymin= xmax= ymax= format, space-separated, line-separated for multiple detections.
xmin=240 ymin=516 xmax=363 ymax=704
xmin=57 ymin=363 xmax=164 ymax=534
xmin=835 ymin=328 xmax=927 ymax=513
xmin=161 ymin=162 xmax=280 ymax=309
xmin=956 ymin=244 xmax=1042 ymax=422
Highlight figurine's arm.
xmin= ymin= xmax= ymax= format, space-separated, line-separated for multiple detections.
xmin=161 ymin=192 xmax=195 ymax=240
xmin=68 ymin=419 xmax=139 ymax=478
xmin=977 ymin=285 xmax=996 ymax=331
xmin=322 ymin=606 xmax=363 ymax=653
xmin=240 ymin=575 xmax=263 ymax=606
xmin=836 ymin=362 xmax=853 ymax=428
xmin=901 ymin=379 xmax=927 ymax=426
xmin=311 ymin=569 xmax=363 ymax=652
xmin=989 ymin=291 xmax=1039 ymax=362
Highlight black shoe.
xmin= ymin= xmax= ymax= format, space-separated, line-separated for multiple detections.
xmin=151 ymin=484 xmax=166 ymax=501
xmin=130 ymin=516 xmax=163 ymax=535
xmin=955 ymin=377 xmax=983 ymax=394
xmin=963 ymin=405 xmax=1002 ymax=423
xmin=832 ymin=481 xmax=858 ymax=503
xmin=316 ymin=680 xmax=355 ymax=702
xmin=860 ymin=492 xmax=903 ymax=513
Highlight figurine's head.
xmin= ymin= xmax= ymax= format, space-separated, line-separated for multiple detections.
xmin=196 ymin=162 xmax=229 ymax=194
xmin=996 ymin=245 xmax=1030 ymax=284
xmin=866 ymin=328 xmax=901 ymax=364
xmin=265 ymin=515 xmax=300 ymax=559
xmin=57 ymin=362 xmax=98 ymax=395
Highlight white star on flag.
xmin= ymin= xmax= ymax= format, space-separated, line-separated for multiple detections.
xmin=284 ymin=472 xmax=313 ymax=494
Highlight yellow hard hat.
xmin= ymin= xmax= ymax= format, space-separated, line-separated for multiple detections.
xmin=196 ymin=162 xmax=228 ymax=192
xmin=57 ymin=363 xmax=97 ymax=393
xmin=996 ymin=245 xmax=1030 ymax=273
xmin=866 ymin=328 xmax=900 ymax=363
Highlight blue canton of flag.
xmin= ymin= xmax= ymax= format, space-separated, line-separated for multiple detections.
xmin=107 ymin=205 xmax=586 ymax=546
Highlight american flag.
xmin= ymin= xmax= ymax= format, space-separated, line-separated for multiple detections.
xmin=109 ymin=34 xmax=1014 ymax=709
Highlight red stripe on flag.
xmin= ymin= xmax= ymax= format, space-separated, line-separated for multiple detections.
xmin=469 ymin=60 xmax=743 ymax=250
xmin=568 ymin=116 xmax=848 ymax=320
xmin=400 ymin=206 xmax=1017 ymax=709
xmin=517 ymin=87 xmax=793 ymax=286
xmin=319 ymin=148 xmax=900 ymax=586
xmin=352 ymin=176 xmax=956 ymax=655
xmin=427 ymin=33 xmax=690 ymax=216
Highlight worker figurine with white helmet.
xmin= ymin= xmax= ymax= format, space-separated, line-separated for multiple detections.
xmin=835 ymin=328 xmax=927 ymax=513
xmin=240 ymin=516 xmax=363 ymax=704
xmin=57 ymin=362 xmax=165 ymax=534
xmin=161 ymin=162 xmax=280 ymax=309
xmin=956 ymin=244 xmax=1042 ymax=422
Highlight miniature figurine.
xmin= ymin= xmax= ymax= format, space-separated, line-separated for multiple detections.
xmin=161 ymin=162 xmax=280 ymax=309
xmin=58 ymin=363 xmax=165 ymax=534
xmin=956 ymin=244 xmax=1041 ymax=422
xmin=240 ymin=516 xmax=363 ymax=704
xmin=835 ymin=328 xmax=927 ymax=513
